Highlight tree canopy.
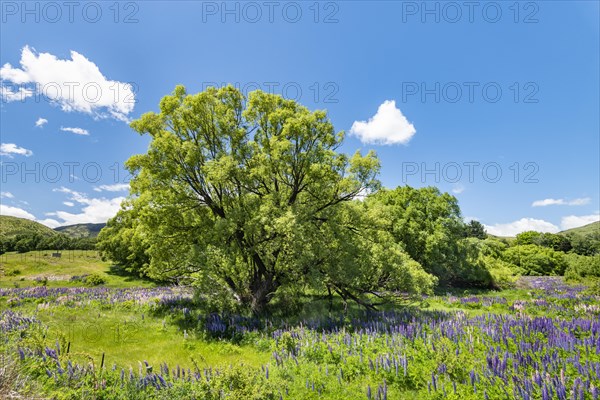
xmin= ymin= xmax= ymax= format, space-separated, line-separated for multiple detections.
xmin=110 ymin=86 xmax=435 ymax=312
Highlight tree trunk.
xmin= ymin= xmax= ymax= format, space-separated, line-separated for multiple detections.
xmin=249 ymin=274 xmax=278 ymax=314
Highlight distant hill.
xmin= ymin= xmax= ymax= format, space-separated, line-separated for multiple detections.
xmin=487 ymin=233 xmax=515 ymax=241
xmin=559 ymin=221 xmax=600 ymax=237
xmin=54 ymin=223 xmax=106 ymax=238
xmin=0 ymin=215 xmax=58 ymax=239
xmin=485 ymin=221 xmax=599 ymax=241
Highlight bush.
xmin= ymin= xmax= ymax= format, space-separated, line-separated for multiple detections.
xmin=503 ymin=244 xmax=568 ymax=276
xmin=84 ymin=273 xmax=106 ymax=286
xmin=564 ymin=254 xmax=600 ymax=282
xmin=5 ymin=269 xmax=21 ymax=277
xmin=34 ymin=277 xmax=48 ymax=286
xmin=483 ymin=256 xmax=518 ymax=289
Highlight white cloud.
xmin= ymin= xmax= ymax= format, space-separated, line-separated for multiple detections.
xmin=532 ymin=197 xmax=591 ymax=207
xmin=0 ymin=143 xmax=33 ymax=157
xmin=60 ymin=126 xmax=89 ymax=136
xmin=567 ymin=198 xmax=592 ymax=206
xmin=484 ymin=218 xmax=559 ymax=237
xmin=349 ymin=100 xmax=416 ymax=145
xmin=49 ymin=187 xmax=123 ymax=225
xmin=1 ymin=191 xmax=14 ymax=198
xmin=63 ymin=201 xmax=75 ymax=207
xmin=452 ymin=184 xmax=465 ymax=194
xmin=1 ymin=86 xmax=33 ymax=102
xmin=94 ymin=183 xmax=129 ymax=192
xmin=37 ymin=218 xmax=61 ymax=229
xmin=0 ymin=45 xmax=135 ymax=121
xmin=35 ymin=117 xmax=48 ymax=127
xmin=560 ymin=214 xmax=600 ymax=230
xmin=0 ymin=204 xmax=60 ymax=228
xmin=0 ymin=204 xmax=36 ymax=220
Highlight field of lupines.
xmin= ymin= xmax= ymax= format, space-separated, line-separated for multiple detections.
xmin=1 ymin=277 xmax=600 ymax=399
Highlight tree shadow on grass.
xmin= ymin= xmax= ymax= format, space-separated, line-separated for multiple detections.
xmin=105 ymin=264 xmax=159 ymax=284
xmin=146 ymin=292 xmax=456 ymax=345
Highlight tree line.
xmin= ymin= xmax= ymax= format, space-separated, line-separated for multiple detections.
xmin=96 ymin=85 xmax=600 ymax=313
xmin=0 ymin=233 xmax=97 ymax=254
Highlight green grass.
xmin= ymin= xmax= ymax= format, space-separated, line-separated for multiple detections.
xmin=0 ymin=215 xmax=58 ymax=239
xmin=22 ymin=304 xmax=270 ymax=371
xmin=559 ymin=220 xmax=600 ymax=236
xmin=1 ymin=254 xmax=595 ymax=399
xmin=0 ymin=251 xmax=154 ymax=288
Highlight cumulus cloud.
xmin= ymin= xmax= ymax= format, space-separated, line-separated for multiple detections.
xmin=350 ymin=100 xmax=416 ymax=145
xmin=0 ymin=45 xmax=135 ymax=121
xmin=532 ymin=197 xmax=591 ymax=207
xmin=60 ymin=126 xmax=89 ymax=136
xmin=35 ymin=117 xmax=48 ymax=127
xmin=1 ymin=191 xmax=14 ymax=198
xmin=0 ymin=143 xmax=33 ymax=157
xmin=560 ymin=214 xmax=600 ymax=230
xmin=1 ymin=86 xmax=33 ymax=102
xmin=484 ymin=218 xmax=559 ymax=237
xmin=94 ymin=183 xmax=130 ymax=192
xmin=48 ymin=187 xmax=124 ymax=225
xmin=37 ymin=218 xmax=61 ymax=228
xmin=0 ymin=204 xmax=36 ymax=220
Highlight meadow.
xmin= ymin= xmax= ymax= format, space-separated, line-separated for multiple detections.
xmin=1 ymin=252 xmax=599 ymax=399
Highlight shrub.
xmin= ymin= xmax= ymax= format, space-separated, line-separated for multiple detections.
xmin=503 ymin=244 xmax=568 ymax=276
xmin=84 ymin=273 xmax=106 ymax=286
xmin=564 ymin=254 xmax=600 ymax=282
xmin=34 ymin=277 xmax=48 ymax=286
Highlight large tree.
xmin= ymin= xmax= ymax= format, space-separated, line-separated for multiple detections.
xmin=117 ymin=86 xmax=434 ymax=312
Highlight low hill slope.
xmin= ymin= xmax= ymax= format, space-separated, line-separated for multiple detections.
xmin=0 ymin=216 xmax=58 ymax=239
xmin=54 ymin=223 xmax=106 ymax=238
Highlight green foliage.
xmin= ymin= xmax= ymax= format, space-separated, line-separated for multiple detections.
xmin=514 ymin=231 xmax=541 ymax=246
xmin=0 ymin=215 xmax=57 ymax=239
xmin=97 ymin=201 xmax=151 ymax=278
xmin=564 ymin=253 xmax=600 ymax=282
xmin=474 ymin=238 xmax=518 ymax=289
xmin=567 ymin=231 xmax=600 ymax=256
xmin=99 ymin=85 xmax=435 ymax=312
xmin=5 ymin=268 xmax=21 ymax=276
xmin=515 ymin=231 xmax=572 ymax=253
xmin=366 ymin=187 xmax=490 ymax=288
xmin=537 ymin=232 xmax=572 ymax=252
xmin=1 ymin=232 xmax=95 ymax=253
xmin=84 ymin=273 xmax=107 ymax=286
xmin=464 ymin=220 xmax=486 ymax=240
xmin=503 ymin=244 xmax=568 ymax=276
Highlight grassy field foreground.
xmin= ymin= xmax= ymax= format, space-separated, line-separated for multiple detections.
xmin=1 ymin=253 xmax=600 ymax=399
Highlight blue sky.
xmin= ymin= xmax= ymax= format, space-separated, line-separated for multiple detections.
xmin=1 ymin=1 xmax=598 ymax=235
